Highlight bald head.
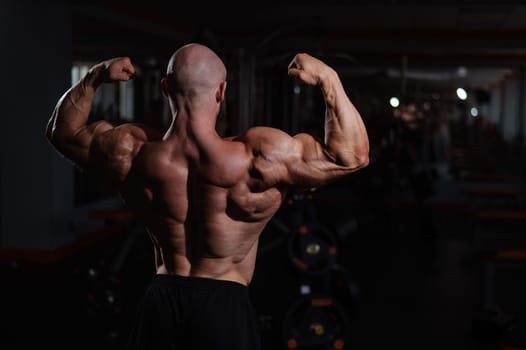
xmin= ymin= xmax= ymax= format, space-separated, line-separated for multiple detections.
xmin=166 ymin=43 xmax=226 ymax=99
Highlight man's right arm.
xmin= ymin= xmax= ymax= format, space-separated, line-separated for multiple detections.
xmin=243 ymin=53 xmax=369 ymax=189
xmin=288 ymin=53 xmax=369 ymax=171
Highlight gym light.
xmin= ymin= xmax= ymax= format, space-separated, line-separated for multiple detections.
xmin=456 ymin=88 xmax=468 ymax=101
xmin=389 ymin=97 xmax=400 ymax=108
xmin=470 ymin=107 xmax=479 ymax=117
xmin=293 ymin=85 xmax=301 ymax=95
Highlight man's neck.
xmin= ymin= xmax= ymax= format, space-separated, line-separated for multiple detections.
xmin=164 ymin=110 xmax=219 ymax=142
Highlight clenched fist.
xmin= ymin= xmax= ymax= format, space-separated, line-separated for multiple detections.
xmin=287 ymin=53 xmax=334 ymax=86
xmin=90 ymin=57 xmax=136 ymax=86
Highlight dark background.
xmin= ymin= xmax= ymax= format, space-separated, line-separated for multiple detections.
xmin=2 ymin=0 xmax=526 ymax=349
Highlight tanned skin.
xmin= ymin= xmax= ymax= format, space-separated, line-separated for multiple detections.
xmin=47 ymin=43 xmax=369 ymax=286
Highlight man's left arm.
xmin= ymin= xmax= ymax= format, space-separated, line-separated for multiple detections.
xmin=46 ymin=57 xmax=135 ymax=170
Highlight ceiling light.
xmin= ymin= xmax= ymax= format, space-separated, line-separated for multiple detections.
xmin=389 ymin=97 xmax=400 ymax=108
xmin=456 ymin=88 xmax=468 ymax=101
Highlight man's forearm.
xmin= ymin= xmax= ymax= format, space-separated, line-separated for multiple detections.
xmin=46 ymin=64 xmax=104 ymax=144
xmin=320 ymin=69 xmax=369 ymax=168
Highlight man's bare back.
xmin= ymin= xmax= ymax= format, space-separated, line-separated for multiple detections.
xmin=47 ymin=42 xmax=369 ymax=349
xmin=120 ymin=128 xmax=286 ymax=285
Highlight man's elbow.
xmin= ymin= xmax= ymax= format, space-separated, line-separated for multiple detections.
xmin=353 ymin=138 xmax=370 ymax=170
xmin=339 ymin=148 xmax=369 ymax=170
xmin=46 ymin=128 xmax=54 ymax=144
xmin=45 ymin=125 xmax=69 ymax=151
xmin=46 ymin=126 xmax=60 ymax=147
xmin=356 ymin=152 xmax=369 ymax=169
xmin=349 ymin=153 xmax=369 ymax=170
xmin=45 ymin=118 xmax=58 ymax=144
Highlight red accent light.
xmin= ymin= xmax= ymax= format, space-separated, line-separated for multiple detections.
xmin=292 ymin=258 xmax=308 ymax=270
xmin=311 ymin=298 xmax=332 ymax=307
xmin=334 ymin=338 xmax=345 ymax=350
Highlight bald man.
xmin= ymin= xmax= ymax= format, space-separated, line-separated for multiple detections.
xmin=46 ymin=43 xmax=369 ymax=350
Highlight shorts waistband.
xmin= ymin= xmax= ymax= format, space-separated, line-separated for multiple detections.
xmin=151 ymin=274 xmax=248 ymax=291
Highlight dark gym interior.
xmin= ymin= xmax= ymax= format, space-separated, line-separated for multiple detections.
xmin=3 ymin=0 xmax=526 ymax=349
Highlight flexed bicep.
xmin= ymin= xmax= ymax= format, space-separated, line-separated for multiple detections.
xmin=284 ymin=133 xmax=363 ymax=188
xmin=286 ymin=52 xmax=370 ymax=178
xmin=47 ymin=56 xmax=138 ymax=172
xmin=244 ymin=127 xmax=361 ymax=190
xmin=49 ymin=119 xmax=114 ymax=170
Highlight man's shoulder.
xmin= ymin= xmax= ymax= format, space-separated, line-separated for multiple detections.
xmin=115 ymin=122 xmax=164 ymax=142
xmin=232 ymin=126 xmax=292 ymax=145
xmin=224 ymin=127 xmax=301 ymax=166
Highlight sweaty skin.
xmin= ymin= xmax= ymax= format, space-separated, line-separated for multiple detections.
xmin=47 ymin=44 xmax=369 ymax=286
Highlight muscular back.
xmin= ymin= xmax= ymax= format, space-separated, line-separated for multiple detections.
xmin=117 ymin=132 xmax=286 ymax=286
xmin=48 ymin=48 xmax=369 ymax=287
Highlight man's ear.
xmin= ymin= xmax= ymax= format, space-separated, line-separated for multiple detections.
xmin=161 ymin=77 xmax=169 ymax=98
xmin=216 ymin=81 xmax=227 ymax=103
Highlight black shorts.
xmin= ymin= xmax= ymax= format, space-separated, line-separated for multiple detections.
xmin=127 ymin=274 xmax=261 ymax=350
